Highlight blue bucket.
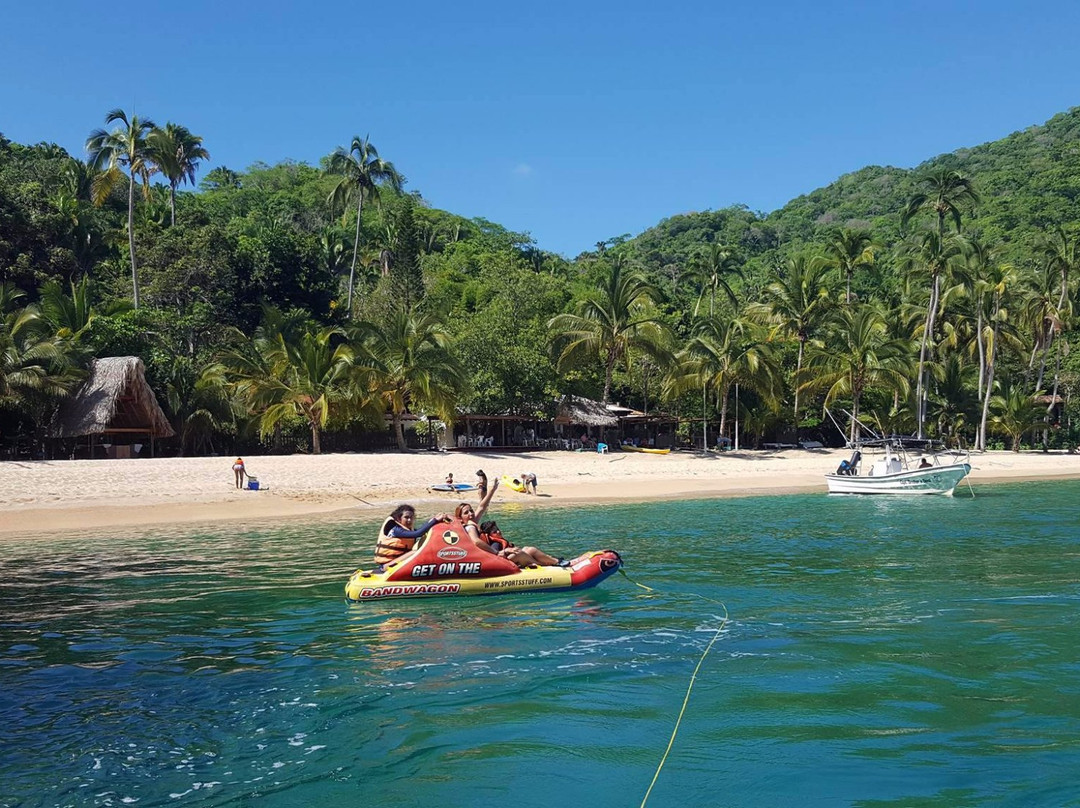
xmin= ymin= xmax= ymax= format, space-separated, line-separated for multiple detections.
xmin=247 ymin=479 xmax=260 ymax=491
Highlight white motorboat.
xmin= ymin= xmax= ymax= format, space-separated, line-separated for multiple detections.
xmin=826 ymin=438 xmax=972 ymax=496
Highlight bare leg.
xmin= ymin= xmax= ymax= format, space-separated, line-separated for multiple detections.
xmin=519 ymin=546 xmax=560 ymax=566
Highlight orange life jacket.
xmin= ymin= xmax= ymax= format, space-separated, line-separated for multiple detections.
xmin=374 ymin=517 xmax=414 ymax=566
xmin=481 ymin=530 xmax=513 ymax=552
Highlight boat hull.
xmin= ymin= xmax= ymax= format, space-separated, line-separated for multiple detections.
xmin=826 ymin=463 xmax=971 ymax=495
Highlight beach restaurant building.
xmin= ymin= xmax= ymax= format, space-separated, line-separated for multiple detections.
xmin=449 ymin=395 xmax=677 ymax=451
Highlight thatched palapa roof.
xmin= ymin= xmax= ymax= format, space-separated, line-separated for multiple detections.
xmin=52 ymin=357 xmax=175 ymax=439
xmin=555 ymin=395 xmax=618 ymax=427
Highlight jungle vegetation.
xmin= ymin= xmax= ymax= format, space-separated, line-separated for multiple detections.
xmin=3 ymin=105 xmax=1080 ymax=457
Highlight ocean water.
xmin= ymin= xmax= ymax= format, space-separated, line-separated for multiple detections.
xmin=2 ymin=482 xmax=1080 ymax=807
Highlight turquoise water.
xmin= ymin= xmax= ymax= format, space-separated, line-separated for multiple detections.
xmin=2 ymin=482 xmax=1080 ymax=807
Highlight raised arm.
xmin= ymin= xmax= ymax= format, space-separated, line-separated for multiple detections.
xmin=474 ymin=476 xmax=499 ymax=522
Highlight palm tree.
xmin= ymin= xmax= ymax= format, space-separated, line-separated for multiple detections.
xmin=548 ymin=257 xmax=670 ymax=403
xmin=748 ymin=254 xmax=834 ymax=425
xmin=221 ymin=315 xmax=354 ymax=455
xmin=900 ymin=169 xmax=978 ymax=440
xmin=669 ymin=316 xmax=781 ymax=440
xmin=989 ymin=380 xmax=1045 ymax=452
xmin=975 ymin=255 xmax=1019 ymax=450
xmin=927 ymin=353 xmax=978 ymax=444
xmin=162 ymin=356 xmax=235 ymax=456
xmin=352 ymin=308 xmax=467 ymax=451
xmin=901 ymin=168 xmax=980 ymax=239
xmin=1021 ymin=263 xmax=1067 ymax=394
xmin=326 ymin=136 xmax=403 ymax=317
xmin=824 ymin=228 xmax=875 ymax=304
xmin=147 ymin=123 xmax=210 ymax=226
xmin=86 ymin=109 xmax=158 ymax=308
xmin=688 ymin=243 xmax=742 ymax=316
xmin=1037 ymin=227 xmax=1078 ymax=426
xmin=900 ymin=229 xmax=969 ymax=438
xmin=0 ymin=286 xmax=79 ymax=423
xmin=800 ymin=305 xmax=911 ymax=446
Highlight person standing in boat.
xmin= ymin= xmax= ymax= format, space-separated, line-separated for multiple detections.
xmin=374 ymin=505 xmax=451 ymax=567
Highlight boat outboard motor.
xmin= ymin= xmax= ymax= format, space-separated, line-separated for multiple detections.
xmin=836 ymin=450 xmax=860 ymax=475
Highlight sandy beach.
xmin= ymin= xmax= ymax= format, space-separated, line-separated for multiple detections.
xmin=2 ymin=447 xmax=1079 ymax=537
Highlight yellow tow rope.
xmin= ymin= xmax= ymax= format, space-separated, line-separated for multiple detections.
xmin=618 ymin=569 xmax=730 ymax=808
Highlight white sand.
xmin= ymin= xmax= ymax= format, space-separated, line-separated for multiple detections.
xmin=1 ymin=448 xmax=1077 ymax=536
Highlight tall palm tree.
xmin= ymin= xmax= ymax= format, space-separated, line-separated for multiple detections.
xmin=824 ymin=228 xmax=875 ymax=304
xmin=548 ymin=257 xmax=670 ymax=403
xmin=1021 ymin=263 xmax=1067 ymax=394
xmin=900 ymin=169 xmax=978 ymax=439
xmin=688 ymin=243 xmax=742 ymax=316
xmin=748 ymin=254 xmax=834 ymax=425
xmin=326 ymin=136 xmax=403 ymax=317
xmin=800 ymin=304 xmax=912 ymax=446
xmin=971 ymin=251 xmax=1020 ymax=450
xmin=1037 ymin=227 xmax=1078 ymax=424
xmin=86 ymin=109 xmax=158 ymax=308
xmin=901 ymin=168 xmax=980 ymax=239
xmin=900 ymin=229 xmax=969 ymax=438
xmin=352 ymin=308 xmax=467 ymax=451
xmin=147 ymin=123 xmax=210 ymax=226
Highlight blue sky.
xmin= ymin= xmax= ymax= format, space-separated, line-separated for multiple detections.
xmin=3 ymin=1 xmax=1079 ymax=257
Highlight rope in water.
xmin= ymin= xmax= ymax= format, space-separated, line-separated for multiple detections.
xmin=619 ymin=570 xmax=730 ymax=808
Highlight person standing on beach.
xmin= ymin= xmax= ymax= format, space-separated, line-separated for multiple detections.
xmin=475 ymin=469 xmax=488 ymax=499
xmin=232 ymin=458 xmax=245 ymax=489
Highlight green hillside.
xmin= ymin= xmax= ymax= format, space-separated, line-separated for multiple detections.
xmin=2 ymin=106 xmax=1079 ymax=457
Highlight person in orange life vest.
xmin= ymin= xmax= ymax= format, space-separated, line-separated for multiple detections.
xmin=232 ymin=458 xmax=245 ymax=489
xmin=479 ymin=519 xmax=566 ymax=568
xmin=374 ymin=504 xmax=451 ymax=566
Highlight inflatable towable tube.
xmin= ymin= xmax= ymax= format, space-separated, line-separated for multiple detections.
xmin=345 ymin=518 xmax=622 ymax=601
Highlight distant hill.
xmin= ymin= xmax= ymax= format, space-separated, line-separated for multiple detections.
xmin=626 ymin=106 xmax=1080 ymax=274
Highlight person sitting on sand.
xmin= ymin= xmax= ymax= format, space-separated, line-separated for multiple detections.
xmin=374 ymin=504 xmax=451 ymax=567
xmin=475 ymin=469 xmax=488 ymax=499
xmin=232 ymin=457 xmax=245 ymax=489
xmin=480 ymin=519 xmax=566 ymax=568
xmin=445 ymin=472 xmax=454 ymax=486
xmin=520 ymin=471 xmax=538 ymax=495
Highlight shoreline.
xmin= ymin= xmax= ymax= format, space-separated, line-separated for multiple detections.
xmin=1 ymin=449 xmax=1078 ymax=539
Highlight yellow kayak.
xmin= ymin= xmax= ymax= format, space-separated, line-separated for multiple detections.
xmin=620 ymin=444 xmax=671 ymax=455
xmin=501 ymin=475 xmax=527 ymax=493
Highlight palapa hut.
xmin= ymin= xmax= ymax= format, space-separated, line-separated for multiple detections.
xmin=555 ymin=395 xmax=618 ymax=445
xmin=52 ymin=357 xmax=174 ymax=458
